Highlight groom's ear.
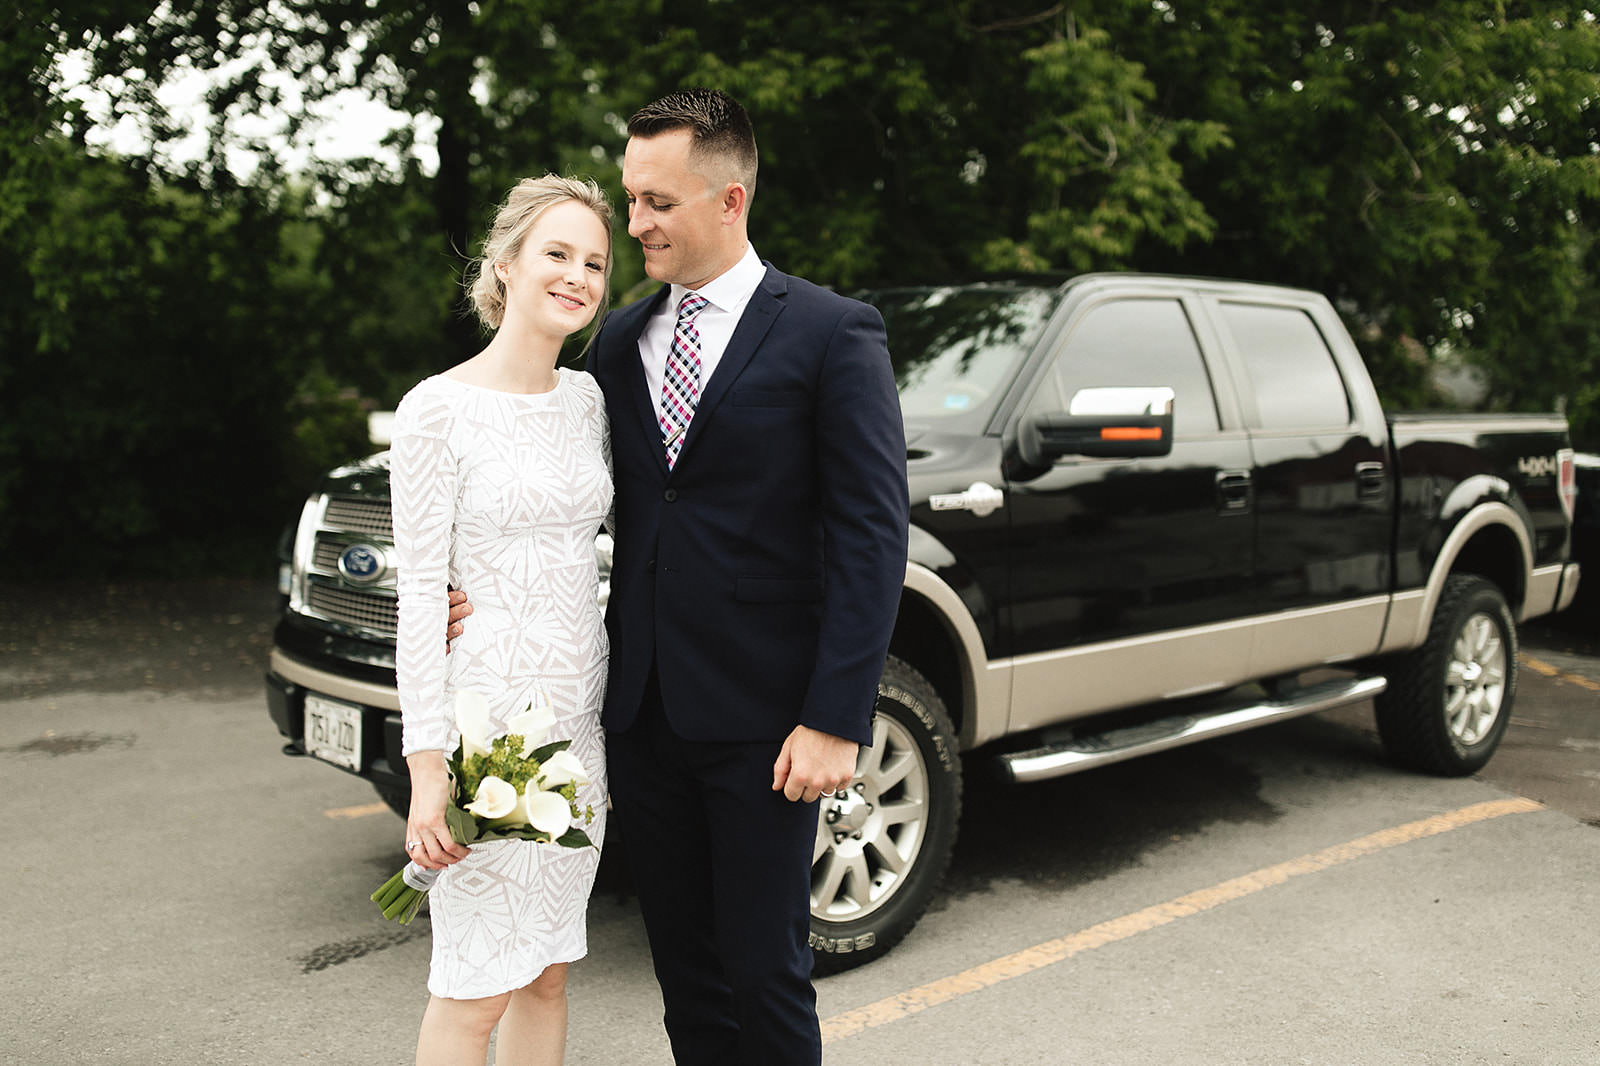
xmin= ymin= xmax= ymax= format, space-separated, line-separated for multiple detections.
xmin=719 ymin=182 xmax=750 ymax=226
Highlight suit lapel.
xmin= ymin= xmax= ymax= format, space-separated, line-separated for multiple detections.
xmin=614 ymin=286 xmax=672 ymax=479
xmin=674 ymin=266 xmax=787 ymax=471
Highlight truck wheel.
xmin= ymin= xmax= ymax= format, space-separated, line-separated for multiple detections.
xmin=810 ymin=656 xmax=962 ymax=974
xmin=374 ymin=782 xmax=410 ymax=820
xmin=1374 ymin=574 xmax=1517 ymax=776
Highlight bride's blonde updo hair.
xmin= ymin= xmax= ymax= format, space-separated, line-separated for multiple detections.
xmin=466 ymin=174 xmax=614 ymax=332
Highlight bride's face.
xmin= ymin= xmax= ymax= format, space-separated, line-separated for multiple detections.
xmin=496 ymin=199 xmax=610 ymax=338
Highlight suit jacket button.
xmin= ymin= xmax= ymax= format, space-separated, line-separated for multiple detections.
xmin=663 ymin=488 xmax=678 ymax=502
xmin=646 ymin=559 xmax=656 ymax=573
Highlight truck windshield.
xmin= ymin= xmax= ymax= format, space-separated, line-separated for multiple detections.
xmin=867 ymin=286 xmax=1059 ymax=421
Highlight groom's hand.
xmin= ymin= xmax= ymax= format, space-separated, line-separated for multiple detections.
xmin=773 ymin=725 xmax=859 ymax=803
xmin=444 ymin=588 xmax=472 ymax=652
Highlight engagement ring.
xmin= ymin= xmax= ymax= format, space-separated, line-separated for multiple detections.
xmin=406 ymin=840 xmax=421 ymax=851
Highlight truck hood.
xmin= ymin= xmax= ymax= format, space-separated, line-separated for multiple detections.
xmin=318 ymin=451 xmax=392 ymax=499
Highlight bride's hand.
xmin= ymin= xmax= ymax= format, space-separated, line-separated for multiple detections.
xmin=444 ymin=588 xmax=472 ymax=652
xmin=404 ymin=752 xmax=471 ymax=869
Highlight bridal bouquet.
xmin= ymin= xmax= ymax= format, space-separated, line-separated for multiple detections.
xmin=370 ymin=689 xmax=596 ymax=924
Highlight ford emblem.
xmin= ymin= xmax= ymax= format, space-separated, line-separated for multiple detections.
xmin=337 ymin=544 xmax=387 ymax=585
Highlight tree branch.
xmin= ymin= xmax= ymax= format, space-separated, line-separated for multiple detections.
xmin=1376 ymin=115 xmax=1423 ymax=182
xmin=968 ymin=4 xmax=1065 ymax=33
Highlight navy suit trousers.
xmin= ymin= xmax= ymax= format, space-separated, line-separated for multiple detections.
xmin=608 ymin=670 xmax=822 ymax=1066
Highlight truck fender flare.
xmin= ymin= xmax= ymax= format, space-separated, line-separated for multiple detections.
xmin=902 ymin=562 xmax=1008 ymax=749
xmin=1382 ymin=501 xmax=1532 ymax=654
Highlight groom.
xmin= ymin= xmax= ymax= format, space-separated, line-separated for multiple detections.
xmin=454 ymin=88 xmax=908 ymax=1064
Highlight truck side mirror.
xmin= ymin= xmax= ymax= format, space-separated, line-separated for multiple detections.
xmin=1017 ymin=386 xmax=1175 ymax=465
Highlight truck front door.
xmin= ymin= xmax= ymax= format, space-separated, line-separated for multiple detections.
xmin=1001 ymin=291 xmax=1257 ymax=729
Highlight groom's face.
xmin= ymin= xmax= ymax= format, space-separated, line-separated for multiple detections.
xmin=622 ymin=129 xmax=738 ymax=291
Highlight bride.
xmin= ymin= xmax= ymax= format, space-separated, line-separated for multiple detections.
xmin=388 ymin=175 xmax=614 ymax=1065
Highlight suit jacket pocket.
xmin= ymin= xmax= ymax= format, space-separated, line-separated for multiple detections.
xmin=730 ymin=385 xmax=809 ymax=408
xmin=735 ymin=575 xmax=824 ymax=603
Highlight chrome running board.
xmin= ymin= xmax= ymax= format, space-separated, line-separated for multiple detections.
xmin=998 ymin=675 xmax=1387 ymax=784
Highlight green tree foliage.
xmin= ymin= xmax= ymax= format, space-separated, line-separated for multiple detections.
xmin=61 ymin=0 xmax=649 ymax=366
xmin=631 ymin=3 xmax=1227 ymax=285
xmin=2 ymin=7 xmax=359 ymax=575
xmin=0 ymin=138 xmax=350 ymax=574
xmin=1120 ymin=2 xmax=1600 ymax=418
xmin=6 ymin=2 xmax=1598 ymax=577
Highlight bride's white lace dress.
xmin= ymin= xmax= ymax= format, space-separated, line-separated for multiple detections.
xmin=390 ymin=367 xmax=612 ymax=999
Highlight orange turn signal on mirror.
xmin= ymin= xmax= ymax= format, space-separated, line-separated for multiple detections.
xmin=1100 ymin=426 xmax=1164 ymax=441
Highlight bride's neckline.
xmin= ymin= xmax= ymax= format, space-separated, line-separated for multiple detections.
xmin=440 ymin=367 xmax=565 ymax=397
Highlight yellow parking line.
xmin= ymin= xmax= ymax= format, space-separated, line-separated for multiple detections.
xmin=820 ymin=797 xmax=1545 ymax=1044
xmin=1521 ymin=654 xmax=1600 ymax=692
xmin=323 ymin=801 xmax=391 ymax=820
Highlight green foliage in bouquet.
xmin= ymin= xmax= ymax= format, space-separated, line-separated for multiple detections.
xmin=449 ymin=732 xmax=595 ymax=849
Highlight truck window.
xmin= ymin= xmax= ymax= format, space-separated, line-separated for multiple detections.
xmin=1034 ymin=298 xmax=1220 ymax=436
xmin=872 ymin=287 xmax=1059 ymax=422
xmin=1221 ymin=303 xmax=1352 ymax=430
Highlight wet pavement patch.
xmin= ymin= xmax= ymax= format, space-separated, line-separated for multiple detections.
xmin=940 ymin=739 xmax=1282 ymax=903
xmin=296 ymin=925 xmax=428 ymax=973
xmin=6 ymin=731 xmax=136 ymax=756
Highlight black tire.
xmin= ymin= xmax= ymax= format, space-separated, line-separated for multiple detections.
xmin=374 ymin=781 xmax=411 ymax=820
xmin=1374 ymin=574 xmax=1518 ymax=776
xmin=810 ymin=655 xmax=962 ymax=974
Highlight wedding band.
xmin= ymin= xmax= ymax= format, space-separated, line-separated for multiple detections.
xmin=820 ymin=790 xmax=836 ymax=797
xmin=406 ymin=840 xmax=421 ymax=851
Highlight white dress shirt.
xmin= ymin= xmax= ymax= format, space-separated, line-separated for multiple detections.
xmin=638 ymin=243 xmax=767 ymax=423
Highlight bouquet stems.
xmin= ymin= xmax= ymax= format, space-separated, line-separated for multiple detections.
xmin=370 ymin=862 xmax=440 ymax=925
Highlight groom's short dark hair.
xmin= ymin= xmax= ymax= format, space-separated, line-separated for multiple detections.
xmin=628 ymin=88 xmax=758 ymax=199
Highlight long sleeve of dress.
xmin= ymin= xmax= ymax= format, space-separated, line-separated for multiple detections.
xmin=598 ymin=381 xmax=616 ymax=537
xmin=390 ymin=382 xmax=458 ymax=757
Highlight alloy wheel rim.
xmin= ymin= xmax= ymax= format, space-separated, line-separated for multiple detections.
xmin=810 ymin=712 xmax=930 ymax=923
xmin=1444 ymin=611 xmax=1506 ymax=746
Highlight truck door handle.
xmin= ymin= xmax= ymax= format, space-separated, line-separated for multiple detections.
xmin=1215 ymin=470 xmax=1253 ymax=514
xmin=1355 ymin=461 xmax=1387 ymax=499
xmin=928 ymin=481 xmax=1006 ymax=518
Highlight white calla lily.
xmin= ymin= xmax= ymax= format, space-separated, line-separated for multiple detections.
xmin=485 ymin=794 xmax=528 ymax=830
xmin=523 ymin=789 xmax=574 ymax=837
xmin=504 ymin=698 xmax=557 ymax=751
xmin=453 ymin=689 xmax=495 ymax=759
xmin=487 ymin=783 xmax=574 ymax=837
xmin=537 ymin=749 xmax=591 ymax=789
xmin=463 ymin=775 xmax=517 ymax=819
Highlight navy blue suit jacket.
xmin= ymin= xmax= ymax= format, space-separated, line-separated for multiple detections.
xmin=587 ymin=264 xmax=909 ymax=746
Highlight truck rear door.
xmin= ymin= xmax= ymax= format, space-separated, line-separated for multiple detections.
xmin=1202 ymin=293 xmax=1394 ymax=674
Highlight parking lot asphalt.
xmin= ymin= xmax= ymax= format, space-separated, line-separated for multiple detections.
xmin=2 ymin=580 xmax=1597 ymax=1064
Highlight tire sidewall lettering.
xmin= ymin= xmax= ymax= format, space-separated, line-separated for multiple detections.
xmin=879 ymin=683 xmax=956 ymax=771
xmin=809 ymin=930 xmax=877 ymax=955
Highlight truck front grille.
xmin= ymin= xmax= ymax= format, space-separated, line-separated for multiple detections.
xmin=313 ymin=539 xmax=345 ymax=571
xmin=307 ymin=582 xmax=398 ymax=638
xmin=324 ymin=498 xmax=393 ymax=538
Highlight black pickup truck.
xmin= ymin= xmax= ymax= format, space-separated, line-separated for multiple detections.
xmin=266 ymin=273 xmax=1581 ymax=972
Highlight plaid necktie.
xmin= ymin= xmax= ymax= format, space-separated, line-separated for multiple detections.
xmin=659 ymin=291 xmax=709 ymax=469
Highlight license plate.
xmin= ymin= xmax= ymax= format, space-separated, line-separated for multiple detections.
xmin=304 ymin=693 xmax=363 ymax=771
